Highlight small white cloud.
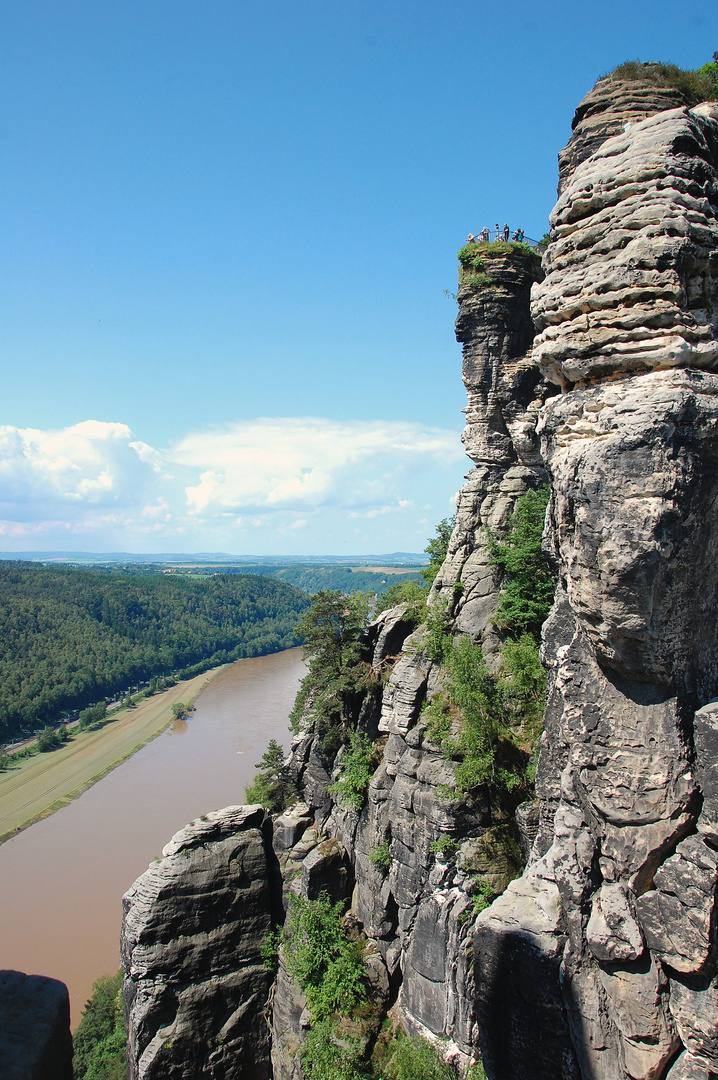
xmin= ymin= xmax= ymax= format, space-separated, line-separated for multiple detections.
xmin=141 ymin=498 xmax=171 ymax=521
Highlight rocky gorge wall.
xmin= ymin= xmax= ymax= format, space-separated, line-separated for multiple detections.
xmin=119 ymin=71 xmax=718 ymax=1080
xmin=120 ymin=235 xmax=552 ymax=1079
xmin=475 ymin=89 xmax=718 ymax=1080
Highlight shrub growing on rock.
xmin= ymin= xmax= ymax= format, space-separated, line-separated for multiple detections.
xmin=329 ymin=732 xmax=376 ymax=812
xmin=283 ymin=893 xmax=368 ymax=1022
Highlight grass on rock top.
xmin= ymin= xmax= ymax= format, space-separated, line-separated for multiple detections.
xmin=603 ymin=55 xmax=718 ymax=103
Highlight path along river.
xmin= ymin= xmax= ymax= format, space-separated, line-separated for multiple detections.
xmin=0 ymin=647 xmax=306 ymax=1027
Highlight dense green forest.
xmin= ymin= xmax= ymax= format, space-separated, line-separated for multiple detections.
xmin=0 ymin=563 xmax=309 ymax=744
xmin=269 ymin=565 xmax=422 ymax=595
xmin=164 ymin=563 xmax=425 ymax=595
xmin=63 ymin=561 xmax=425 ymax=595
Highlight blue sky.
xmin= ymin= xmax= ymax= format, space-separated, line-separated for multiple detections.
xmin=1 ymin=0 xmax=715 ymax=555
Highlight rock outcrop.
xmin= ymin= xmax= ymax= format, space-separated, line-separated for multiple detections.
xmin=122 ymin=805 xmax=281 ymax=1080
xmin=474 ymin=83 xmax=718 ymax=1080
xmin=264 ymin=242 xmax=556 ymax=1075
xmin=0 ymin=970 xmax=73 ymax=1080
xmin=557 ymin=72 xmax=695 ymax=194
xmin=432 ymin=246 xmax=554 ymax=666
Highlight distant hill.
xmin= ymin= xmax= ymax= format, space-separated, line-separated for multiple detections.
xmin=0 ymin=563 xmax=310 ymax=743
xmin=0 ymin=550 xmax=427 ymax=566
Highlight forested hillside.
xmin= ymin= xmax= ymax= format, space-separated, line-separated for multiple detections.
xmin=270 ymin=565 xmax=422 ymax=594
xmin=0 ymin=563 xmax=309 ymax=743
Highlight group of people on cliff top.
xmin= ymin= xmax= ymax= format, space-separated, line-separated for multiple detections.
xmin=467 ymin=223 xmax=525 ymax=244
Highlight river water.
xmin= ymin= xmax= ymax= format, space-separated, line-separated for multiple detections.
xmin=0 ymin=647 xmax=306 ymax=1027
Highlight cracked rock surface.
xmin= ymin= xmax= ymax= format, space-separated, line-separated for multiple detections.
xmin=122 ymin=805 xmax=280 ymax=1080
xmin=475 ymin=78 xmax=718 ymax=1080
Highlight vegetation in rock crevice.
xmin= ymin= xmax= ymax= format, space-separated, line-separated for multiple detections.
xmin=289 ymin=590 xmax=376 ymax=759
xmin=329 ymin=731 xmax=378 ymax=812
xmin=283 ymin=893 xmax=368 ymax=1022
xmin=245 ymin=737 xmax=296 ymax=814
xmin=279 ymin=893 xmax=485 ymax=1080
xmin=423 ymin=486 xmax=552 ymax=805
xmin=488 ymin=486 xmax=553 ymax=639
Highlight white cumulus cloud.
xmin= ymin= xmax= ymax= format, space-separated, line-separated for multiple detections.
xmin=171 ymin=418 xmax=463 ymax=516
xmin=0 ymin=416 xmax=466 ymax=550
xmin=0 ymin=421 xmax=163 ymax=522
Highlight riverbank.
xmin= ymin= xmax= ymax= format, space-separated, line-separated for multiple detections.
xmin=0 ymin=668 xmax=225 ymax=844
xmin=0 ymin=648 xmax=306 ymax=1026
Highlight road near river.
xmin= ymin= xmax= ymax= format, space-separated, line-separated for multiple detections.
xmin=0 ymin=647 xmax=306 ymax=1028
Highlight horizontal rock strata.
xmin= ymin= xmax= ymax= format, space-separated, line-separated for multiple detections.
xmin=122 ymin=805 xmax=280 ymax=1080
xmin=535 ymin=102 xmax=718 ymax=388
xmin=475 ymin=81 xmax=718 ymax=1080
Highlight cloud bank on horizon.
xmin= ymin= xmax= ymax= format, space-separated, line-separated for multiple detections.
xmin=0 ymin=417 xmax=466 ymax=554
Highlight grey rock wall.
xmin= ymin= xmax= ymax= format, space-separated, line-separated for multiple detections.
xmin=474 ymin=87 xmax=718 ymax=1080
xmin=0 ymin=970 xmax=73 ymax=1080
xmin=432 ymin=248 xmax=554 ymax=664
xmin=271 ymin=244 xmax=556 ymax=1075
xmin=121 ymin=805 xmax=280 ymax=1080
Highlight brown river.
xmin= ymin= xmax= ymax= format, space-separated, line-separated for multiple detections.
xmin=0 ymin=647 xmax=306 ymax=1027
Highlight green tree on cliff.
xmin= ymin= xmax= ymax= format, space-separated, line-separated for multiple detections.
xmin=489 ymin=486 xmax=552 ymax=640
xmin=289 ymin=590 xmax=371 ymax=756
xmin=245 ymin=738 xmax=295 ymax=813
xmin=73 ymin=971 xmax=126 ymax=1080
xmin=422 ymin=516 xmax=455 ymax=585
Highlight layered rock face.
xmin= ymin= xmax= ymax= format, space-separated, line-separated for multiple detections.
xmin=536 ymin=99 xmax=718 ymax=388
xmin=119 ymin=73 xmax=718 ymax=1080
xmin=267 ymin=247 xmax=555 ymax=1074
xmin=122 ymin=805 xmax=281 ymax=1080
xmin=475 ymin=86 xmax=718 ymax=1080
xmin=432 ymin=248 xmax=554 ymax=661
xmin=557 ymin=74 xmax=693 ymax=194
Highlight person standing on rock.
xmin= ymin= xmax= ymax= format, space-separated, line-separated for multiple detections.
xmin=479 ymin=226 xmax=489 ymax=242
xmin=503 ymin=222 xmax=510 ymax=241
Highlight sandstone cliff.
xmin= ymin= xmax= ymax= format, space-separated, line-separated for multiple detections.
xmin=476 ymin=87 xmax=718 ymax=1080
xmin=122 ymin=236 xmax=552 ymax=1079
xmin=122 ymin=805 xmax=281 ymax=1079
xmin=121 ymin=69 xmax=718 ymax=1080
